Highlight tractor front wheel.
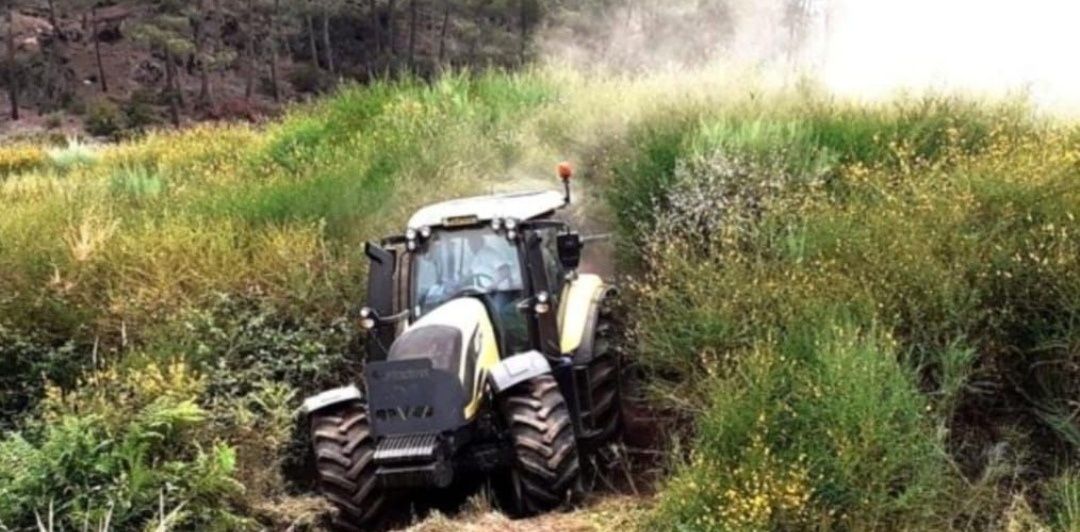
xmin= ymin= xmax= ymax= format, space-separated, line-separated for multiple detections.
xmin=310 ymin=402 xmax=385 ymax=531
xmin=499 ymin=374 xmax=583 ymax=517
xmin=585 ymin=308 xmax=623 ymax=446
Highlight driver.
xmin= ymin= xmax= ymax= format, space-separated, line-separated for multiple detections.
xmin=464 ymin=233 xmax=513 ymax=290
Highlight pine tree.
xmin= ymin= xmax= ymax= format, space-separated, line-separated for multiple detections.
xmin=4 ymin=0 xmax=19 ymax=120
xmin=131 ymin=4 xmax=195 ymax=126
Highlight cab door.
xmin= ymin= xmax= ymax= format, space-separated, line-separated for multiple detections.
xmin=365 ymin=242 xmax=398 ymax=360
xmin=523 ymin=229 xmax=563 ymax=358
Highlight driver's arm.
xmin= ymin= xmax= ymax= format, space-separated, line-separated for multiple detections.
xmin=494 ymin=264 xmax=512 ymax=289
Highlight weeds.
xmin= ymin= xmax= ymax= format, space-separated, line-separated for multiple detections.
xmin=616 ymin=93 xmax=1080 ymax=529
xmin=0 ymin=69 xmax=1077 ymax=529
xmin=47 ymin=138 xmax=99 ymax=173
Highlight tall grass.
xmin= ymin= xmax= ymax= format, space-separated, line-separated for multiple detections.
xmin=1 ymin=68 xmax=1077 ymax=529
xmin=612 ymin=94 xmax=1080 ymax=529
xmin=0 ymin=71 xmax=565 ymax=530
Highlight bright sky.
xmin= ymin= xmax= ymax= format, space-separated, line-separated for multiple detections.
xmin=820 ymin=0 xmax=1080 ymax=111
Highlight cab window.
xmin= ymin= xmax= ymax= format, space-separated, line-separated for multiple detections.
xmin=538 ymin=227 xmax=566 ymax=302
xmin=412 ymin=228 xmax=524 ymax=316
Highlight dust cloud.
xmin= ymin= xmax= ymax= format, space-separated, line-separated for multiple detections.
xmin=540 ymin=0 xmax=1080 ymax=113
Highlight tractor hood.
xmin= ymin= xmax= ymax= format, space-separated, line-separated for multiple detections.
xmin=390 ymin=298 xmax=485 ymax=372
xmin=385 ymin=298 xmax=500 ymax=420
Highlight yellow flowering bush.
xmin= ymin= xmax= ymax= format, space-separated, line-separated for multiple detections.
xmin=621 ymin=96 xmax=1079 ymax=528
xmin=0 ymin=144 xmax=46 ymax=176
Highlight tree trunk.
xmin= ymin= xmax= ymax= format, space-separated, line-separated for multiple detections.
xmin=245 ymin=38 xmax=257 ymax=99
xmin=91 ymin=6 xmax=108 ymax=93
xmin=321 ymin=13 xmax=334 ymax=73
xmin=438 ymin=0 xmax=450 ymax=66
xmin=408 ymin=0 xmax=416 ymax=67
xmin=306 ymin=13 xmax=319 ymax=67
xmin=518 ymin=0 xmax=527 ymax=65
xmin=7 ymin=7 xmax=18 ymax=121
xmin=468 ymin=3 xmax=482 ymax=65
xmin=244 ymin=0 xmax=256 ymax=100
xmin=269 ymin=0 xmax=280 ymax=102
xmin=194 ymin=2 xmax=212 ymax=109
xmin=369 ymin=0 xmax=381 ymax=55
xmin=387 ymin=0 xmax=397 ymax=56
xmin=164 ymin=47 xmax=181 ymax=127
xmin=46 ymin=0 xmax=60 ymax=39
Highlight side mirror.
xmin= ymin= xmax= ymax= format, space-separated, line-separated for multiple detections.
xmin=556 ymin=232 xmax=583 ymax=270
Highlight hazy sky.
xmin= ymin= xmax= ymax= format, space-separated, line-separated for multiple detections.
xmin=821 ymin=0 xmax=1080 ymax=110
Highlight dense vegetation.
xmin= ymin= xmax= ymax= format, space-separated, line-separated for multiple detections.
xmin=609 ymin=98 xmax=1080 ymax=530
xmin=1 ymin=69 xmax=1078 ymax=530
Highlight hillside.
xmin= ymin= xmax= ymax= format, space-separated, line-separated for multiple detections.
xmin=0 ymin=0 xmax=569 ymax=141
xmin=0 ymin=68 xmax=1079 ymax=531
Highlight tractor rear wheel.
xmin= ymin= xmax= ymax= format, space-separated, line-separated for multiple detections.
xmin=310 ymin=402 xmax=385 ymax=531
xmin=499 ymin=374 xmax=583 ymax=517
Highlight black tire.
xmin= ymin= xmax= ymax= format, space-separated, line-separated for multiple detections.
xmin=499 ymin=375 xmax=582 ymax=517
xmin=585 ymin=298 xmax=624 ymax=446
xmin=310 ymin=403 xmax=385 ymax=531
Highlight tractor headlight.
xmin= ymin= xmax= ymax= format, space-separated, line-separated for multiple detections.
xmin=492 ymin=218 xmax=503 ymax=231
xmin=406 ymin=228 xmax=418 ymax=241
xmin=420 ymin=226 xmax=432 ymax=239
xmin=507 ymin=230 xmax=518 ymax=241
xmin=358 ymin=307 xmax=376 ymax=330
xmin=534 ymin=292 xmax=551 ymax=314
xmin=505 ymin=218 xmax=518 ymax=230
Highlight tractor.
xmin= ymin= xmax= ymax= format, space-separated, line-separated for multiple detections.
xmin=302 ymin=163 xmax=623 ymax=530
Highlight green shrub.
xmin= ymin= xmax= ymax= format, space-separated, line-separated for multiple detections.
xmin=44 ymin=112 xmax=63 ymax=130
xmin=146 ymin=295 xmax=358 ymax=489
xmin=0 ymin=323 xmax=80 ymax=432
xmin=287 ymin=64 xmax=334 ymax=95
xmin=125 ymin=89 xmax=162 ymax=130
xmin=85 ymin=99 xmax=126 ymax=138
xmin=614 ymin=96 xmax=1080 ymax=527
xmin=47 ymin=137 xmax=100 ymax=172
xmin=109 ymin=165 xmax=166 ymax=202
xmin=0 ymin=362 xmax=247 ymax=530
xmin=156 ymin=294 xmax=357 ymax=399
xmin=654 ymin=327 xmax=950 ymax=530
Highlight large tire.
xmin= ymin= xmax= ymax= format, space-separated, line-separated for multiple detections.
xmin=499 ymin=375 xmax=582 ymax=517
xmin=310 ymin=403 xmax=385 ymax=531
xmin=586 ymin=311 xmax=623 ymax=445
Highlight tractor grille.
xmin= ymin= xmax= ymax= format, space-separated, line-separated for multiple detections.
xmin=374 ymin=433 xmax=453 ymax=488
xmin=374 ymin=434 xmax=441 ymax=465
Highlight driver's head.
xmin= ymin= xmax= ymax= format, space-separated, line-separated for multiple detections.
xmin=466 ymin=233 xmax=485 ymax=254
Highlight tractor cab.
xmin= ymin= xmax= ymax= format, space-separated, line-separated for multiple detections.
xmin=362 ymin=189 xmax=583 ymax=361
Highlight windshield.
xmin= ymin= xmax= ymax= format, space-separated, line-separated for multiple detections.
xmin=411 ymin=228 xmax=524 ymax=317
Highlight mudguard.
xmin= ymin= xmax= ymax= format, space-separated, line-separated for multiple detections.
xmin=301 ymin=385 xmax=363 ymax=414
xmin=558 ymin=274 xmax=616 ymax=364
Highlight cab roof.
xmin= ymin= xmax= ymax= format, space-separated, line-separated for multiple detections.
xmin=407 ymin=190 xmax=565 ymax=230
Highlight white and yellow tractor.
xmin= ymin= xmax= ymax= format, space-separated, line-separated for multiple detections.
xmin=302 ymin=163 xmax=622 ymax=530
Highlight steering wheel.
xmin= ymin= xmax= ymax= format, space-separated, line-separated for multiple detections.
xmin=466 ymin=272 xmax=496 ymax=290
xmin=449 ymin=273 xmax=496 ymax=299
